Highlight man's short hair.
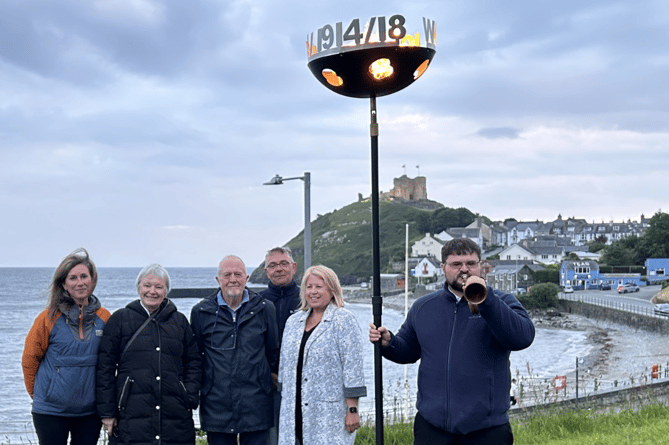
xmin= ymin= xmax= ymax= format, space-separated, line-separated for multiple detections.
xmin=265 ymin=246 xmax=295 ymax=264
xmin=441 ymin=238 xmax=481 ymax=263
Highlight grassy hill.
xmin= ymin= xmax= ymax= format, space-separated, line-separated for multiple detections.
xmin=250 ymin=200 xmax=481 ymax=284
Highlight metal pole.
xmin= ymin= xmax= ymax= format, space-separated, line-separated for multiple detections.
xmin=370 ymin=95 xmax=384 ymax=445
xmin=303 ymin=172 xmax=311 ymax=271
xmin=575 ymin=356 xmax=579 ymax=407
xmin=404 ymin=223 xmax=409 ymax=420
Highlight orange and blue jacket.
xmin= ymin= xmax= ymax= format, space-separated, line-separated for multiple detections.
xmin=22 ymin=295 xmax=110 ymax=416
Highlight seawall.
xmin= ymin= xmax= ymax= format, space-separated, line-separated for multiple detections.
xmin=510 ymin=378 xmax=669 ymax=417
xmin=558 ymin=300 xmax=669 ymax=335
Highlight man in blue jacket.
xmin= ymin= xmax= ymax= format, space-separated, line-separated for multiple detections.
xmin=369 ymin=238 xmax=535 ymax=444
xmin=258 ymin=247 xmax=301 ymax=445
xmin=191 ymin=255 xmax=279 ymax=445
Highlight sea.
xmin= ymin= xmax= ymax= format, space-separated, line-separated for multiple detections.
xmin=0 ymin=267 xmax=593 ymax=440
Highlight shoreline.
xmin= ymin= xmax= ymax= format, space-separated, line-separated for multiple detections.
xmin=344 ymin=293 xmax=616 ymax=380
xmin=528 ymin=309 xmax=614 ymax=379
xmin=345 ymin=292 xmax=669 ymax=384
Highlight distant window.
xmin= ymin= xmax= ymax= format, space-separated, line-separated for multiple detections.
xmin=614 ymin=226 xmax=619 ymax=231
xmin=658 ymin=268 xmax=666 ymax=275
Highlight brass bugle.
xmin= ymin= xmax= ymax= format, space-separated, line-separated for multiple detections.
xmin=463 ymin=274 xmax=487 ymax=314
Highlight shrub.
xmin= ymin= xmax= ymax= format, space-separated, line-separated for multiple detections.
xmin=519 ymin=283 xmax=560 ymax=309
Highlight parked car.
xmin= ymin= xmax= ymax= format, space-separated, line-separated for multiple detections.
xmin=655 ymin=304 xmax=669 ymax=316
xmin=617 ymin=283 xmax=640 ymax=293
xmin=563 ymin=285 xmax=574 ymax=294
xmin=600 ymin=283 xmax=611 ymax=291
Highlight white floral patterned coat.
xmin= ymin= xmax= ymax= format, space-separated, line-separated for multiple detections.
xmin=278 ymin=304 xmax=367 ymax=445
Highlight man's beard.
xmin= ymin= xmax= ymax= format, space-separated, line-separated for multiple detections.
xmin=448 ymin=275 xmax=465 ymax=292
xmin=223 ymin=287 xmax=243 ymax=300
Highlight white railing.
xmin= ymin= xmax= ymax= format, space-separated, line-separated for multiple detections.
xmin=511 ymin=360 xmax=669 ymax=410
xmin=559 ymin=292 xmax=660 ymax=318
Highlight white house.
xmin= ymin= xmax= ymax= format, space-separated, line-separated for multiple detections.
xmin=413 ymin=257 xmax=443 ymax=278
xmin=498 ymin=242 xmax=565 ymax=265
xmin=507 ymin=221 xmax=541 ymax=245
xmin=498 ymin=244 xmax=534 ymax=262
xmin=411 ymin=233 xmax=444 ymax=258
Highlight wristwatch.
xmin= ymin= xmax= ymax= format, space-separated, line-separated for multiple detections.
xmin=348 ymin=407 xmax=358 ymax=414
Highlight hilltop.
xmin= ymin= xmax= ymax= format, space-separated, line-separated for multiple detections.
xmin=249 ymin=199 xmax=482 ymax=284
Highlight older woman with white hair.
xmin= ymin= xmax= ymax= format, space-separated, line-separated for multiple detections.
xmin=278 ymin=265 xmax=366 ymax=445
xmin=96 ymin=264 xmax=201 ymax=445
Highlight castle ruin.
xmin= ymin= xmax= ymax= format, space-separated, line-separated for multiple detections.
xmin=382 ymin=175 xmax=427 ymax=201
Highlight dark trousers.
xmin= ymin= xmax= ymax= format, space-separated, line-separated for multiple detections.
xmin=414 ymin=412 xmax=513 ymax=445
xmin=32 ymin=412 xmax=101 ymax=445
xmin=267 ymin=389 xmax=280 ymax=445
xmin=207 ymin=429 xmax=269 ymax=445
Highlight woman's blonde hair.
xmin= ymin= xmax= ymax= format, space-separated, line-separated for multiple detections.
xmin=298 ymin=265 xmax=344 ymax=311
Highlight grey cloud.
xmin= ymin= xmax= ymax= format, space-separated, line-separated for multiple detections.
xmin=0 ymin=1 xmax=238 ymax=82
xmin=474 ymin=127 xmax=521 ymax=139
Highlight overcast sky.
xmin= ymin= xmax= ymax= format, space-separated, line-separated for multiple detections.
xmin=1 ymin=0 xmax=667 ymax=267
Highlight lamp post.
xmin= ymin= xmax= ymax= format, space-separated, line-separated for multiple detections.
xmin=263 ymin=172 xmax=311 ymax=272
xmin=306 ymin=15 xmax=436 ymax=444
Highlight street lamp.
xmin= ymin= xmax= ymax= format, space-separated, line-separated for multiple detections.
xmin=306 ymin=15 xmax=436 ymax=444
xmin=263 ymin=172 xmax=311 ymax=272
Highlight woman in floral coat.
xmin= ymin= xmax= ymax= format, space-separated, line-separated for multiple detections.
xmin=278 ymin=265 xmax=366 ymax=445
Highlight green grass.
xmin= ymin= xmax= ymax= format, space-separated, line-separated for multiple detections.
xmin=355 ymin=419 xmax=413 ymax=444
xmin=354 ymin=403 xmax=669 ymax=445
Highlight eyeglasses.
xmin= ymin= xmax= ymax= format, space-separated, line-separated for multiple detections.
xmin=266 ymin=260 xmax=293 ymax=270
xmin=445 ymin=261 xmax=480 ymax=269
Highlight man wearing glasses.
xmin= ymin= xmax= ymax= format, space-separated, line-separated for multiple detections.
xmin=369 ymin=238 xmax=535 ymax=444
xmin=191 ymin=255 xmax=279 ymax=445
xmin=258 ymin=247 xmax=301 ymax=445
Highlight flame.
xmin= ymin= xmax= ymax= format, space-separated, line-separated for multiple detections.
xmin=390 ymin=27 xmax=403 ymax=39
xmin=305 ymin=40 xmax=317 ymax=57
xmin=413 ymin=59 xmax=430 ymax=80
xmin=400 ymin=33 xmax=420 ymax=47
xmin=322 ymin=69 xmax=343 ymax=87
xmin=369 ymin=58 xmax=394 ymax=80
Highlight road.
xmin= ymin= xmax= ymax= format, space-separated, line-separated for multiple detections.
xmin=561 ymin=284 xmax=664 ymax=316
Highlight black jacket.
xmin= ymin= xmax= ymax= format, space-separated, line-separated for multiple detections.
xmin=190 ymin=289 xmax=279 ymax=433
xmin=259 ymin=280 xmax=300 ymax=345
xmin=97 ymin=299 xmax=202 ymax=445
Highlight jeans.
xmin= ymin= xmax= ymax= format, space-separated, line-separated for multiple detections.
xmin=32 ymin=412 xmax=101 ymax=445
xmin=413 ymin=411 xmax=513 ymax=445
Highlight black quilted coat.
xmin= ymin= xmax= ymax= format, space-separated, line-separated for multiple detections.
xmin=97 ymin=299 xmax=201 ymax=445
